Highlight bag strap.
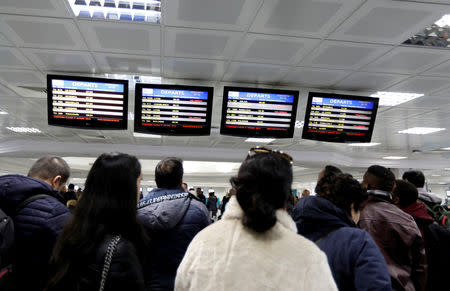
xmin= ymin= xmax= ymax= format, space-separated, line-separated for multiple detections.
xmin=314 ymin=227 xmax=341 ymax=243
xmin=15 ymin=194 xmax=55 ymax=216
xmin=99 ymin=235 xmax=121 ymax=291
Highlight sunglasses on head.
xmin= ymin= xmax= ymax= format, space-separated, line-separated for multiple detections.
xmin=247 ymin=146 xmax=293 ymax=165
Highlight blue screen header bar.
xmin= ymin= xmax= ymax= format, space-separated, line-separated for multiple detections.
xmin=142 ymin=88 xmax=209 ymax=100
xmin=312 ymin=97 xmax=374 ymax=110
xmin=52 ymin=79 xmax=124 ymax=93
xmin=228 ymin=91 xmax=294 ymax=104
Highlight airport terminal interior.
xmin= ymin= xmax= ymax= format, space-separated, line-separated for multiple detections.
xmin=0 ymin=0 xmax=449 ymax=198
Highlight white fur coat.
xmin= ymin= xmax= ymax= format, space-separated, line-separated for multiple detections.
xmin=175 ymin=196 xmax=337 ymax=291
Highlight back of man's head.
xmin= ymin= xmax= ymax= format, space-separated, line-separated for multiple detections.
xmin=68 ymin=183 xmax=75 ymax=191
xmin=155 ymin=157 xmax=183 ymax=189
xmin=402 ymin=170 xmax=425 ymax=188
xmin=364 ymin=165 xmax=395 ymax=192
xmin=393 ymin=180 xmax=418 ymax=207
xmin=28 ymin=156 xmax=70 ymax=188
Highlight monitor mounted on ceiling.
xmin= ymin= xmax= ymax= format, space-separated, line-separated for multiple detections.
xmin=47 ymin=74 xmax=128 ymax=130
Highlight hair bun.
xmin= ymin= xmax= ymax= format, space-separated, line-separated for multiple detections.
xmin=239 ymin=192 xmax=277 ymax=233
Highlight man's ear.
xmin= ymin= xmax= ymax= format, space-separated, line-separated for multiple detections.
xmin=392 ymin=196 xmax=400 ymax=205
xmin=51 ymin=175 xmax=62 ymax=190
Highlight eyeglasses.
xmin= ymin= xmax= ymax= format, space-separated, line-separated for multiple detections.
xmin=247 ymin=146 xmax=293 ymax=165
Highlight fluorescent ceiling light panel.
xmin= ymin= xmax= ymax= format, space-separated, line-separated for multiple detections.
xmin=382 ymin=156 xmax=407 ymax=160
xmin=6 ymin=127 xmax=41 ymax=133
xmin=347 ymin=142 xmax=380 ymax=147
xmin=245 ymin=138 xmax=276 ymax=143
xmin=69 ymin=0 xmax=161 ymax=23
xmin=398 ymin=127 xmax=446 ymax=135
xmin=370 ymin=92 xmax=424 ymax=106
xmin=133 ymin=132 xmax=162 ymax=138
xmin=431 ymin=174 xmax=441 ymax=177
xmin=441 ymin=147 xmax=450 ymax=150
xmin=0 ymin=109 xmax=8 ymax=115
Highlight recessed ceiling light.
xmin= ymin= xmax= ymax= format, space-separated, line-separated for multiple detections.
xmin=382 ymin=156 xmax=407 ymax=160
xmin=69 ymin=0 xmax=161 ymax=23
xmin=245 ymin=138 xmax=276 ymax=143
xmin=398 ymin=127 xmax=446 ymax=135
xmin=370 ymin=92 xmax=424 ymax=106
xmin=133 ymin=132 xmax=161 ymax=138
xmin=295 ymin=121 xmax=304 ymax=128
xmin=441 ymin=147 xmax=450 ymax=150
xmin=6 ymin=127 xmax=41 ymax=133
xmin=347 ymin=142 xmax=380 ymax=147
xmin=431 ymin=174 xmax=441 ymax=177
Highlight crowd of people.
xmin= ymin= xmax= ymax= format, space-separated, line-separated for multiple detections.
xmin=0 ymin=147 xmax=448 ymax=291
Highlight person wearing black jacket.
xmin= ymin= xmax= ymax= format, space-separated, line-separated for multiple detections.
xmin=45 ymin=153 xmax=148 ymax=291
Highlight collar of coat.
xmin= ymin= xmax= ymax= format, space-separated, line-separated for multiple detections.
xmin=222 ymin=195 xmax=297 ymax=233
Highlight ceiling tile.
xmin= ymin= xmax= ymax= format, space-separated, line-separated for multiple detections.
xmin=362 ymin=47 xmax=450 ymax=74
xmin=222 ymin=62 xmax=289 ymax=83
xmin=0 ymin=83 xmax=16 ymax=96
xmin=250 ymin=0 xmax=363 ymax=38
xmin=163 ymin=58 xmax=226 ymax=80
xmin=233 ymin=34 xmax=320 ymax=65
xmin=379 ymin=107 xmax=434 ymax=119
xmin=23 ymin=48 xmax=97 ymax=73
xmin=386 ymin=76 xmax=450 ymax=94
xmin=299 ymin=40 xmax=392 ymax=70
xmin=0 ymin=69 xmax=45 ymax=86
xmin=78 ymin=20 xmax=160 ymax=55
xmin=330 ymin=0 xmax=449 ymax=44
xmin=165 ymin=27 xmax=242 ymax=60
xmin=0 ymin=33 xmax=12 ymax=46
xmin=0 ymin=0 xmax=71 ymax=18
xmin=0 ymin=47 xmax=34 ymax=70
xmin=165 ymin=0 xmax=263 ymax=30
xmin=0 ymin=15 xmax=87 ymax=50
xmin=429 ymin=86 xmax=450 ymax=97
xmin=421 ymin=59 xmax=450 ymax=77
xmin=94 ymin=53 xmax=160 ymax=75
xmin=335 ymin=72 xmax=409 ymax=91
xmin=399 ymin=96 xmax=450 ymax=109
xmin=281 ymin=67 xmax=351 ymax=87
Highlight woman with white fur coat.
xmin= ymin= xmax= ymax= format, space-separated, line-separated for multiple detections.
xmin=175 ymin=147 xmax=337 ymax=291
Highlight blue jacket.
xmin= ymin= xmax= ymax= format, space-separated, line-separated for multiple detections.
xmin=137 ymin=188 xmax=210 ymax=290
xmin=293 ymin=196 xmax=392 ymax=291
xmin=0 ymin=174 xmax=70 ymax=291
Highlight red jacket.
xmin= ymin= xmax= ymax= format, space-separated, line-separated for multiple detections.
xmin=360 ymin=194 xmax=427 ymax=291
xmin=401 ymin=202 xmax=434 ymax=239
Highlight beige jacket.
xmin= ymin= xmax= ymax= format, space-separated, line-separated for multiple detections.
xmin=175 ymin=196 xmax=337 ymax=291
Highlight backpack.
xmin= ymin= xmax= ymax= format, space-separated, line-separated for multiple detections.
xmin=424 ymin=222 xmax=450 ymax=290
xmin=424 ymin=203 xmax=450 ymax=226
xmin=0 ymin=194 xmax=54 ymax=290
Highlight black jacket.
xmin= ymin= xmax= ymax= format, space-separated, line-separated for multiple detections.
xmin=51 ymin=235 xmax=145 ymax=291
xmin=0 ymin=174 xmax=70 ymax=291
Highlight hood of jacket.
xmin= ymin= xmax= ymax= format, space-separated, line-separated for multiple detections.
xmin=137 ymin=187 xmax=191 ymax=231
xmin=401 ymin=201 xmax=434 ymax=222
xmin=0 ymin=174 xmax=56 ymax=215
xmin=417 ymin=188 xmax=442 ymax=204
xmin=293 ymin=196 xmax=356 ymax=241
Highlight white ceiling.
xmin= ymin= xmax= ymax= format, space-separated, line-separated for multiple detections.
xmin=0 ymin=0 xmax=449 ymax=189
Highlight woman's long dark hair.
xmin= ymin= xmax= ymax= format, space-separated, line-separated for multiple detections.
xmin=46 ymin=153 xmax=148 ymax=290
xmin=231 ymin=153 xmax=293 ymax=233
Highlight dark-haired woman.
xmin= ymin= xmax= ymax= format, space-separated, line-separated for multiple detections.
xmin=45 ymin=153 xmax=147 ymax=291
xmin=175 ymin=148 xmax=337 ymax=291
xmin=293 ymin=172 xmax=391 ymax=291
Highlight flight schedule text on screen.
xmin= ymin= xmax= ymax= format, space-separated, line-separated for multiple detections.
xmin=302 ymin=92 xmax=378 ymax=143
xmin=51 ymin=79 xmax=125 ymax=123
xmin=140 ymin=88 xmax=209 ymax=130
xmin=223 ymin=91 xmax=295 ymax=134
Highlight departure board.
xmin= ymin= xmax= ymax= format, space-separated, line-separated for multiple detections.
xmin=47 ymin=75 xmax=128 ymax=129
xmin=134 ymin=84 xmax=213 ymax=136
xmin=220 ymin=87 xmax=299 ymax=138
xmin=302 ymin=92 xmax=379 ymax=143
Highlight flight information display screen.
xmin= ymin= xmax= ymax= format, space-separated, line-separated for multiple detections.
xmin=220 ymin=87 xmax=299 ymax=138
xmin=47 ymin=75 xmax=128 ymax=129
xmin=302 ymin=92 xmax=379 ymax=143
xmin=134 ymin=84 xmax=213 ymax=136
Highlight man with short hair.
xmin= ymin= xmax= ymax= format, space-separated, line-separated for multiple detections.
xmin=195 ymin=187 xmax=206 ymax=204
xmin=138 ymin=157 xmax=210 ymax=290
xmin=0 ymin=156 xmax=71 ymax=291
xmin=403 ymin=170 xmax=442 ymax=207
xmin=359 ymin=165 xmax=427 ymax=291
xmin=63 ymin=183 xmax=76 ymax=204
xmin=301 ymin=189 xmax=310 ymax=197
